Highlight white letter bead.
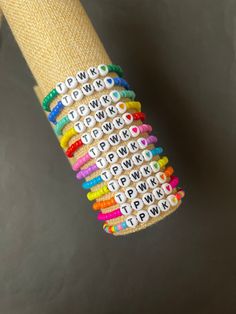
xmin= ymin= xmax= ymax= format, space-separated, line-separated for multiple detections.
xmin=110 ymin=164 xmax=123 ymax=176
xmin=122 ymin=113 xmax=133 ymax=125
xmin=125 ymin=187 xmax=137 ymax=199
xmin=71 ymin=89 xmax=83 ymax=101
xmin=96 ymin=157 xmax=108 ymax=169
xmin=100 ymin=94 xmax=112 ymax=107
xmin=126 ymin=215 xmax=138 ymax=228
xmin=150 ymin=161 xmax=160 ymax=173
xmin=108 ymin=134 xmax=121 ymax=146
xmin=142 ymin=150 xmax=153 ymax=161
xmin=106 ymin=152 xmax=118 ymax=164
xmin=87 ymin=67 xmax=99 ymax=79
xmin=162 ymin=183 xmax=173 ymax=195
xmin=116 ymin=145 xmax=129 ymax=158
xmin=89 ymin=99 xmax=101 ymax=111
xmin=115 ymin=192 xmax=126 ymax=204
xmin=142 ymin=193 xmax=154 ymax=205
xmin=148 ymin=205 xmax=160 ymax=218
xmin=140 ymin=165 xmax=152 ymax=177
xmin=101 ymin=170 xmax=112 ymax=181
xmin=136 ymin=181 xmax=148 ymax=194
xmin=93 ymin=79 xmax=105 ymax=92
xmin=116 ymin=102 xmax=127 ymax=114
xmin=102 ymin=122 xmax=114 ymax=134
xmin=127 ymin=141 xmax=139 ymax=153
xmin=110 ymin=90 xmax=121 ymax=103
xmin=137 ymin=210 xmax=149 ymax=223
xmin=84 ymin=115 xmax=96 ymax=128
xmin=108 ymin=180 xmax=119 ymax=192
xmin=113 ymin=117 xmax=125 ymax=129
xmin=147 ymin=176 xmax=158 ymax=189
xmin=77 ymin=104 xmax=90 ymax=116
xmin=137 ymin=138 xmax=148 ymax=149
xmin=61 ymin=94 xmax=74 ymax=107
xmin=56 ymin=82 xmax=68 ymax=94
xmin=91 ymin=127 xmax=103 ymax=140
xmin=131 ymin=198 xmax=144 ymax=211
xmin=167 ymin=194 xmax=178 ymax=207
xmin=106 ymin=106 xmax=117 ymax=118
xmin=158 ymin=199 xmax=171 ymax=212
xmin=88 ymin=147 xmax=100 ymax=159
xmin=156 ymin=172 xmax=167 ymax=184
xmin=95 ymin=110 xmax=107 ymax=123
xmin=81 ymin=83 xmax=94 ymax=96
xmin=74 ymin=121 xmax=85 ymax=133
xmin=121 ymin=158 xmax=133 ymax=171
xmin=132 ymin=153 xmax=144 ymax=166
xmin=129 ymin=126 xmax=140 ymax=137
xmin=129 ymin=170 xmax=142 ymax=182
xmin=97 ymin=64 xmax=109 ymax=76
xmin=120 ymin=203 xmax=132 ymax=216
xmin=152 ymin=187 xmax=165 ymax=200
xmin=81 ymin=132 xmax=92 ymax=145
xmin=76 ymin=71 xmax=89 ymax=84
xmin=65 ymin=76 xmax=78 ymax=89
xmin=119 ymin=129 xmax=131 ymax=141
xmin=104 ymin=76 xmax=114 ymax=89
xmin=118 ymin=175 xmax=130 ymax=188
xmin=68 ymin=109 xmax=78 ymax=122
xmin=98 ymin=140 xmax=110 ymax=152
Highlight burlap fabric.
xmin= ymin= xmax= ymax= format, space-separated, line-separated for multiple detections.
xmin=0 ymin=0 xmax=181 ymax=235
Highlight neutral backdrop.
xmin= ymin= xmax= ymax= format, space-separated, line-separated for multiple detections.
xmin=0 ymin=1 xmax=235 ymax=314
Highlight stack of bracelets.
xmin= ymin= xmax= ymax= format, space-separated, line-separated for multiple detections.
xmin=42 ymin=64 xmax=185 ymax=235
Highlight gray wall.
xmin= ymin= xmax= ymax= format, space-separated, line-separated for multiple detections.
xmin=0 ymin=1 xmax=235 ymax=313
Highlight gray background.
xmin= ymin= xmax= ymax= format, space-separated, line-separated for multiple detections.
xmin=0 ymin=0 xmax=235 ymax=313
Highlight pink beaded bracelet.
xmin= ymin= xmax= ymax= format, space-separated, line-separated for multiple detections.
xmin=73 ymin=124 xmax=153 ymax=172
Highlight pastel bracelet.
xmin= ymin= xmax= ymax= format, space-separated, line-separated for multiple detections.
xmin=42 ymin=64 xmax=124 ymax=112
xmin=92 ymin=156 xmax=169 ymax=210
xmin=97 ymin=166 xmax=174 ymax=221
xmin=55 ymin=101 xmax=141 ymax=136
xmin=81 ymin=136 xmax=158 ymax=188
xmin=76 ymin=125 xmax=154 ymax=181
xmin=65 ymin=111 xmax=146 ymax=157
xmin=103 ymin=190 xmax=185 ymax=234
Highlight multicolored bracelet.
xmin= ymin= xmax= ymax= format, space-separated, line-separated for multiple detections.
xmin=97 ymin=166 xmax=174 ymax=221
xmin=81 ymin=136 xmax=158 ymax=188
xmin=103 ymin=190 xmax=185 ymax=234
xmin=55 ymin=101 xmax=141 ymax=136
xmin=65 ymin=112 xmax=145 ymax=157
xmin=42 ymin=64 xmax=124 ymax=112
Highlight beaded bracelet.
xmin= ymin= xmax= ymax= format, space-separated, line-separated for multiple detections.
xmin=75 ymin=125 xmax=154 ymax=181
xmin=42 ymin=64 xmax=124 ymax=112
xmin=92 ymin=156 xmax=169 ymax=210
xmin=103 ymin=190 xmax=185 ymax=234
xmin=81 ymin=136 xmax=158 ymax=188
xmin=65 ymin=112 xmax=145 ymax=157
xmin=55 ymin=101 xmax=141 ymax=136
xmin=86 ymin=149 xmax=167 ymax=202
xmin=97 ymin=166 xmax=174 ymax=221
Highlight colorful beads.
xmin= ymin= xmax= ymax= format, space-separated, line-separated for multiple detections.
xmin=87 ymin=185 xmax=110 ymax=201
xmin=42 ymin=88 xmax=58 ymax=112
xmin=42 ymin=64 xmax=124 ymax=112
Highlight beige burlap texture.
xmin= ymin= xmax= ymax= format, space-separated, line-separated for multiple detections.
xmin=0 ymin=0 xmax=181 ymax=236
